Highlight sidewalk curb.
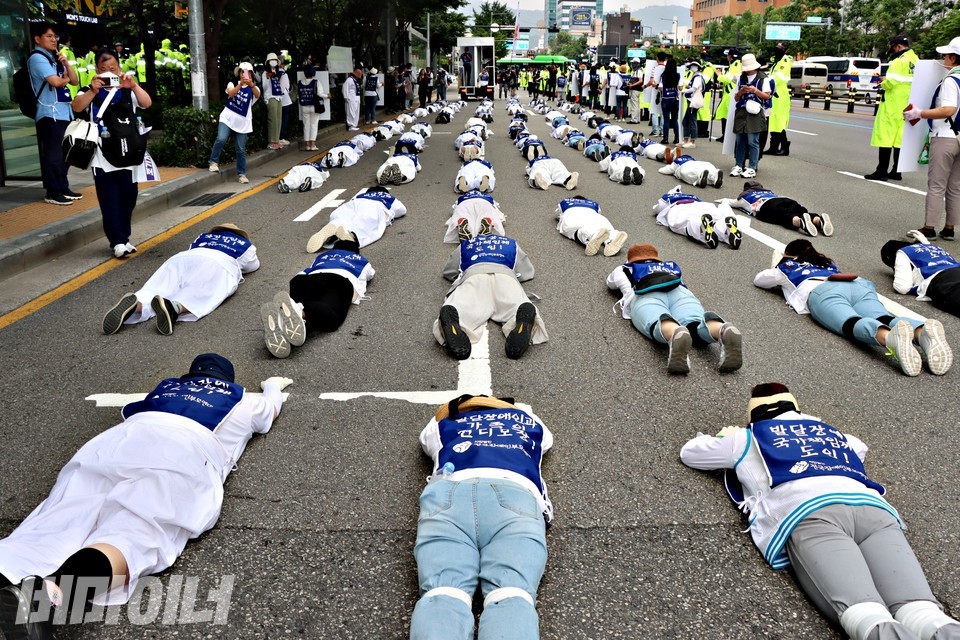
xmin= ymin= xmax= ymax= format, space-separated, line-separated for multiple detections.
xmin=0 ymin=124 xmax=353 ymax=284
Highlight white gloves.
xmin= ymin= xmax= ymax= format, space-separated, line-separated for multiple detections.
xmin=906 ymin=229 xmax=931 ymax=245
xmin=261 ymin=376 xmax=293 ymax=391
xmin=903 ymin=106 xmax=922 ymax=122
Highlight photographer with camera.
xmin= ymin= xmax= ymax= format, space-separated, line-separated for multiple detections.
xmin=71 ymin=50 xmax=153 ymax=258
xmin=208 ymin=62 xmax=261 ymax=184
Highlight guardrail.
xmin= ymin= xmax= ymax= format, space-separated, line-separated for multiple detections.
xmin=796 ymin=85 xmax=880 ymax=114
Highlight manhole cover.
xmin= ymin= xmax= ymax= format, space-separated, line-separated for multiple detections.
xmin=182 ymin=193 xmax=235 ymax=207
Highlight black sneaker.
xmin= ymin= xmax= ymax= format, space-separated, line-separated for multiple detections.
xmin=863 ymin=170 xmax=887 ymax=182
xmin=43 ymin=194 xmax=73 ymax=206
xmin=439 ymin=305 xmax=471 ymax=359
xmin=62 ymin=189 xmax=84 ymax=200
xmin=151 ymin=295 xmax=180 ymax=336
xmin=299 ymin=177 xmax=313 ymax=192
xmin=631 ymin=167 xmax=643 ymax=185
xmin=697 ymin=170 xmax=710 ymax=189
xmin=920 ymin=227 xmax=938 ymax=240
xmin=888 ymin=172 xmax=902 ymax=181
xmin=505 ymin=302 xmax=536 ymax=359
xmin=278 ymin=181 xmax=291 ymax=193
xmin=713 ymin=171 xmax=723 ymax=189
xmin=620 ymin=169 xmax=632 ymax=185
xmin=940 ymin=228 xmax=955 ymax=241
xmin=102 ymin=293 xmax=139 ymax=335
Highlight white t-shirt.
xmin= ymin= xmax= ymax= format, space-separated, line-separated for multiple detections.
xmin=219 ymin=82 xmax=259 ymax=134
xmin=930 ymin=72 xmax=960 ymax=138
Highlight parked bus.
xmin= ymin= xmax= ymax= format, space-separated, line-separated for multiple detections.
xmin=804 ymin=56 xmax=882 ymax=100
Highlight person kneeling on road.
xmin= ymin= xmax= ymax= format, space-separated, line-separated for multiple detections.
xmin=102 ymin=223 xmax=259 ymax=336
xmin=607 ymin=243 xmax=743 ymax=374
xmin=681 ymin=382 xmax=960 ymax=640
xmin=434 ymin=233 xmax=548 ymax=360
xmin=653 ymin=187 xmax=742 ymax=250
xmin=455 ymin=159 xmax=495 ymax=193
xmin=410 ymin=394 xmax=554 ymax=640
xmin=0 ymin=354 xmax=288 ymax=639
xmin=261 ymin=235 xmax=374 ymax=358
xmin=555 ymin=196 xmax=628 ymax=256
xmin=526 ymin=155 xmax=578 ymax=191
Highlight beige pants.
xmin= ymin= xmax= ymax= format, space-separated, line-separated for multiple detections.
xmin=925 ymin=136 xmax=960 ymax=229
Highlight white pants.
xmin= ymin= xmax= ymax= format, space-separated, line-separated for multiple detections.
xmin=376 ymin=156 xmax=419 ymax=183
xmin=628 ymin=90 xmax=642 ymax=122
xmin=455 ymin=162 xmax=496 ymax=191
xmin=557 ymin=208 xmax=614 ymax=245
xmin=640 ymin=144 xmax=668 ymax=161
xmin=280 ymin=164 xmax=329 ymax=191
xmin=432 ymin=273 xmax=549 ymax=345
xmin=676 ymin=160 xmax=721 ymax=187
xmin=656 ymin=202 xmax=734 ymax=245
xmin=527 ymin=158 xmax=572 ymax=188
xmin=300 ymin=107 xmax=321 ymax=142
xmin=606 ymin=156 xmax=644 ymax=182
xmin=444 ymin=199 xmax=507 ymax=243
xmin=323 ymin=146 xmax=360 ymax=168
xmin=345 ymin=99 xmax=360 ymax=128
xmin=127 ymin=252 xmax=241 ymax=323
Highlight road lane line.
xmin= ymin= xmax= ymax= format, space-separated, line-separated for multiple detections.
xmin=293 ymin=188 xmax=346 ymax=222
xmin=837 ymin=171 xmax=927 ymax=196
xmin=786 ymin=128 xmax=817 ymax=136
xmin=790 ymin=114 xmax=874 ymax=130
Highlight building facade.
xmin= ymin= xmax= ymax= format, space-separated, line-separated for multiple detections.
xmin=691 ymin=0 xmax=791 ymax=44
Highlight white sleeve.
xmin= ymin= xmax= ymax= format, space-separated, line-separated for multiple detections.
xmin=843 ymin=432 xmax=869 ymax=462
xmin=361 ymin=262 xmax=375 ymax=283
xmin=390 ymin=199 xmax=407 ymax=219
xmin=680 ymin=430 xmax=745 ymax=470
xmin=238 ymin=245 xmax=261 ymax=274
xmin=607 ymin=265 xmax=632 ymax=294
xmin=419 ymin=418 xmax=442 ymax=458
xmin=892 ymin=252 xmax=915 ymax=295
xmin=754 ymin=267 xmax=785 ymax=290
xmin=256 ymin=382 xmax=284 ymax=428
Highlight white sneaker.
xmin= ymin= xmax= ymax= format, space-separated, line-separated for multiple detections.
xmin=682 ymin=141 xmax=696 ymax=149
xmin=260 ymin=302 xmax=291 ymax=358
xmin=124 ymin=242 xmax=137 ymax=255
xmin=306 ymin=222 xmax=338 ymax=253
xmin=238 ymin=174 xmax=249 ymax=184
xmin=533 ymin=174 xmax=549 ymax=190
xmin=279 ymin=139 xmax=291 ymax=146
xmin=113 ymin=243 xmax=133 ymax=258
xmin=730 ymin=165 xmax=742 ymax=177
xmin=918 ymin=318 xmax=952 ymax=375
xmin=564 ymin=172 xmax=579 ymax=190
xmin=348 ymin=126 xmax=360 ymax=131
xmin=585 ymin=228 xmax=609 ymax=256
xmin=603 ymin=230 xmax=628 ymax=257
xmin=274 ymin=291 xmax=306 ymax=347
xmin=886 ymin=320 xmax=922 ymax=376
xmin=742 ymin=168 xmax=757 ymax=178
xmin=208 ymin=162 xmax=219 ymax=172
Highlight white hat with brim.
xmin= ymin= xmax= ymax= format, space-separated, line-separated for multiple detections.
xmin=630 ymin=57 xmax=641 ymax=63
xmin=936 ymin=36 xmax=960 ymax=56
xmin=741 ymin=53 xmax=760 ymax=72
xmin=238 ymin=61 xmax=254 ymax=72
xmin=369 ymin=68 xmax=379 ymax=75
xmin=265 ymin=52 xmax=279 ymax=63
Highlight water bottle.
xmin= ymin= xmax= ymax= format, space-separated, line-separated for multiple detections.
xmin=136 ymin=116 xmax=144 ymax=134
xmin=429 ymin=462 xmax=455 ymax=483
xmin=99 ymin=123 xmax=110 ymax=139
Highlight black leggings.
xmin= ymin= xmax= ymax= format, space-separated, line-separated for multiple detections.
xmin=756 ymin=197 xmax=807 ymax=229
xmin=928 ymin=266 xmax=960 ymax=318
xmin=290 ymin=273 xmax=355 ymax=333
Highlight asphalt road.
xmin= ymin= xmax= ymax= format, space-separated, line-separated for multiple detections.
xmin=0 ymin=99 xmax=958 ymax=640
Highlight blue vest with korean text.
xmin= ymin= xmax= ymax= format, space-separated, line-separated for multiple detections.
xmin=457 ymin=190 xmax=495 ymax=206
xmin=393 ymin=152 xmax=420 ymax=167
xmin=522 ymin=138 xmax=546 ymax=151
xmin=297 ymin=80 xmax=317 ymax=105
xmin=270 ymin=69 xmax=285 ymax=97
xmin=300 ymin=161 xmax=324 ymax=171
xmin=529 ymin=154 xmax=553 ymax=167
xmin=610 ymin=150 xmax=636 ymax=162
xmin=334 ymin=141 xmax=357 ymax=151
xmin=464 ymin=159 xmax=492 ymax=170
xmin=190 ymin=232 xmax=251 ymax=259
xmin=901 ymin=244 xmax=960 ymax=289
xmin=459 ymin=235 xmax=518 ymax=271
xmin=225 ymin=85 xmax=254 ymax=117
xmin=302 ymin=249 xmax=368 ymax=278
xmin=629 ymin=260 xmax=685 ymax=292
xmin=661 ymin=192 xmax=701 ymax=206
xmin=559 ymin=197 xmax=600 ymax=214
xmin=356 ymin=189 xmax=396 ymax=208
xmin=437 ymin=407 xmax=546 ymax=494
xmin=673 ymin=155 xmax=694 ymax=166
xmin=661 ymin=86 xmax=678 ymax=104
xmin=749 ymin=418 xmax=885 ymax=495
xmin=638 ymin=139 xmax=656 ymax=150
xmin=364 ymin=74 xmax=379 ymax=92
xmin=122 ymin=377 xmax=244 ymax=432
xmin=736 ymin=75 xmax=773 ymax=111
xmin=776 ymin=259 xmax=839 ymax=287
xmin=742 ymin=190 xmax=777 ymax=206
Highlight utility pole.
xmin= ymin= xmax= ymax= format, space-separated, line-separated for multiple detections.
xmin=427 ymin=13 xmax=431 ymax=68
xmin=187 ymin=0 xmax=207 ymax=110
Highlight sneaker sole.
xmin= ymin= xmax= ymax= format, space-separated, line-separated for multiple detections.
xmin=439 ymin=306 xmax=472 ymax=360
xmin=889 ymin=321 xmax=922 ymax=376
xmin=697 ymin=170 xmax=709 ymax=189
xmin=725 ymin=217 xmax=742 ymax=250
xmin=534 ymin=175 xmax=549 ymax=190
xmin=151 ymin=296 xmax=175 ymax=336
xmin=44 ymin=198 xmax=73 ymax=206
xmin=713 ymin=172 xmax=723 ymax=189
xmin=817 ymin=214 xmax=834 ymax=237
xmin=603 ymin=230 xmax=628 ymax=257
xmin=718 ymin=326 xmax=743 ymax=372
xmin=565 ymin=173 xmax=579 ymax=190
xmin=800 ymin=212 xmax=818 ymax=237
xmin=505 ymin=302 xmax=537 ymax=359
xmin=274 ymin=291 xmax=306 ymax=347
xmin=261 ymin=302 xmax=291 ymax=358
xmin=585 ymin=228 xmax=610 ymax=256
xmin=102 ymin=293 xmax=138 ymax=335
xmin=632 ymin=168 xmax=644 ymax=185
xmin=667 ymin=330 xmax=692 ymax=374
xmin=307 ymin=222 xmax=338 ymax=253
xmin=701 ymin=215 xmax=718 ymax=249
xmin=920 ymin=319 xmax=953 ymax=375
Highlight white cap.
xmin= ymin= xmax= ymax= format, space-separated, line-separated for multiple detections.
xmin=630 ymin=57 xmax=641 ymax=63
xmin=238 ymin=61 xmax=254 ymax=72
xmin=369 ymin=67 xmax=379 ymax=75
xmin=936 ymin=36 xmax=960 ymax=56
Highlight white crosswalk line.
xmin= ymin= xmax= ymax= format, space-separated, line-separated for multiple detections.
xmin=293 ymin=189 xmax=347 ymax=222
xmin=838 ymin=171 xmax=927 ymax=196
xmin=786 ymin=128 xmax=817 ymax=136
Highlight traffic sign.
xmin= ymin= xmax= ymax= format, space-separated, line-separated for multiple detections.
xmin=806 ymin=16 xmax=822 ymax=23
xmin=765 ymin=24 xmax=801 ymax=41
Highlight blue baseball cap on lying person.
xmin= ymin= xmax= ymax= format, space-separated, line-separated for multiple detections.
xmin=184 ymin=353 xmax=235 ymax=383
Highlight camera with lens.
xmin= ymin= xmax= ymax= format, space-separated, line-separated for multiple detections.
xmin=99 ymin=72 xmax=121 ymax=88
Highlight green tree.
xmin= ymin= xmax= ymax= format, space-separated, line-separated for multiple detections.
xmin=428 ymin=10 xmax=471 ymax=64
xmin=915 ymin=8 xmax=960 ymax=59
xmin=550 ymin=31 xmax=587 ymax=60
xmin=472 ymin=1 xmax=516 ymax=58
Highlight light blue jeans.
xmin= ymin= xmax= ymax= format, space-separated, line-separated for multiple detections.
xmin=735 ymin=130 xmax=761 ymax=170
xmin=209 ymin=122 xmax=248 ymax=176
xmin=807 ymin=280 xmax=921 ymax=346
xmin=410 ymin=479 xmax=547 ymax=640
xmin=629 ymin=287 xmax=721 ymax=344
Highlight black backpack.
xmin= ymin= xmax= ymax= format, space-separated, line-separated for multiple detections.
xmin=13 ymin=51 xmax=53 ymax=119
xmin=93 ymin=89 xmax=147 ymax=167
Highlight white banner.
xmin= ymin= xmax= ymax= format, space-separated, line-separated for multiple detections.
xmin=327 ymin=46 xmax=354 ymax=74
xmin=898 ymin=60 xmax=948 ymax=173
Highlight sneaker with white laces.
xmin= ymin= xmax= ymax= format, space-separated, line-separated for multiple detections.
xmin=701 ymin=214 xmax=719 ymax=249
xmin=278 ymin=181 xmax=291 ymax=193
xmin=603 ymin=230 xmax=629 ymax=256
xmin=102 ymin=293 xmax=139 ymax=335
xmin=729 ymin=165 xmax=743 ymax=177
xmin=814 ymin=213 xmax=834 ymax=237
xmin=306 ymin=222 xmax=339 ymax=253
xmin=261 ymin=302 xmax=291 ymax=358
xmin=798 ymin=212 xmax=818 ymax=237
xmin=238 ymin=174 xmax=249 ymax=184
xmin=208 ymin=162 xmax=220 ymax=172
xmin=885 ymin=320 xmax=922 ymax=376
xmin=274 ymin=291 xmax=306 ymax=347
xmin=585 ymin=228 xmax=610 ymax=256
xmin=724 ymin=216 xmax=742 ymax=250
xmin=667 ymin=327 xmax=692 ymax=374
xmin=918 ymin=318 xmax=952 ymax=375
xmin=742 ymin=167 xmax=757 ymax=178
xmin=717 ymin=323 xmax=743 ymax=372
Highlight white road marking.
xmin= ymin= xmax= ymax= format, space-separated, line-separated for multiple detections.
xmin=737 ymin=213 xmax=925 ymax=322
xmin=319 ymin=328 xmax=502 ymax=406
xmin=786 ymin=128 xmax=817 ymax=136
xmin=432 ymin=131 xmax=453 ymax=135
xmin=293 ymin=189 xmax=347 ymax=222
xmin=837 ymin=171 xmax=927 ymax=196
xmin=86 ymin=392 xmax=290 ymax=407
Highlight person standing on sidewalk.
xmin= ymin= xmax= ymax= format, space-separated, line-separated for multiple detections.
xmin=27 ymin=22 xmax=81 ymax=206
xmin=363 ymin=67 xmax=382 ymax=125
xmin=262 ymin=52 xmax=287 ymax=148
xmin=865 ymin=35 xmax=919 ymax=181
xmin=208 ymin=62 xmax=261 ymax=184
xmin=343 ymin=66 xmax=363 ymax=130
xmin=71 ymin=50 xmax=153 ymax=259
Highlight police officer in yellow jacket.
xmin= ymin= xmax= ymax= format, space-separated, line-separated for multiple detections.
xmin=766 ymin=42 xmax=793 ymax=155
xmin=866 ymin=35 xmax=919 ymax=181
xmin=714 ymin=49 xmax=741 ymax=143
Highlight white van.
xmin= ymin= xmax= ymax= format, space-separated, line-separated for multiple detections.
xmin=788 ymin=62 xmax=828 ymax=97
xmin=804 ymin=56 xmax=882 ymax=99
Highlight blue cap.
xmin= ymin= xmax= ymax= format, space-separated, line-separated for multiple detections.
xmin=184 ymin=353 xmax=235 ymax=383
